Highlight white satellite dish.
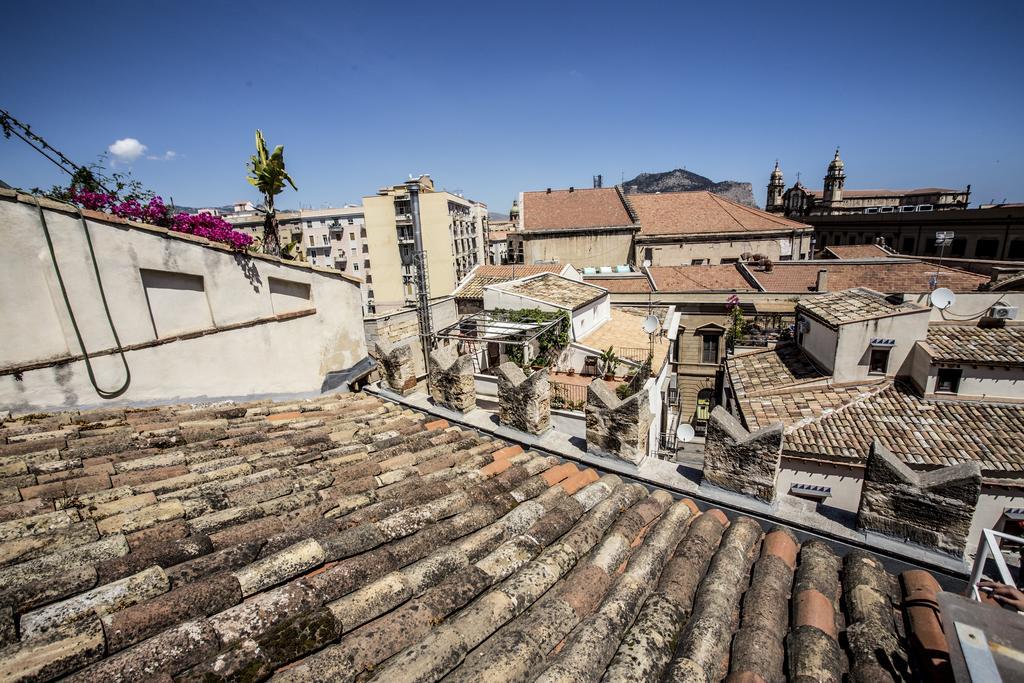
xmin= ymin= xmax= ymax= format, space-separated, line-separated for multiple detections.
xmin=676 ymin=424 xmax=695 ymax=443
xmin=642 ymin=259 xmax=652 ymax=269
xmin=642 ymin=315 xmax=660 ymax=334
xmin=930 ymin=287 xmax=956 ymax=310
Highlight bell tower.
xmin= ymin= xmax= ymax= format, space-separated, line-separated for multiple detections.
xmin=823 ymin=148 xmax=845 ymax=207
xmin=766 ymin=160 xmax=785 ymax=213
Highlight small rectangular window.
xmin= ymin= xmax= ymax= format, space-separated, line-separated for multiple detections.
xmin=308 ymin=236 xmax=314 ymax=246
xmin=937 ymin=368 xmax=962 ymax=393
xmin=690 ymin=259 xmax=705 ymax=265
xmin=322 ymin=235 xmax=329 ymax=245
xmin=350 ymin=232 xmax=355 ymax=240
xmin=354 ymin=263 xmax=359 ymax=271
xmin=869 ymin=348 xmax=890 ymax=374
xmin=268 ymin=277 xmax=312 ymax=314
xmin=701 ymin=334 xmax=720 ymax=364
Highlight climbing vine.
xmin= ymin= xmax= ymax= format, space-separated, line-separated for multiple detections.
xmin=492 ymin=308 xmax=571 ymax=367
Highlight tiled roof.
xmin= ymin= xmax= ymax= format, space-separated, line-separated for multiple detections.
xmin=0 ymin=393 xmax=946 ymax=682
xmin=454 ymin=265 xmax=565 ymax=300
xmin=521 ymin=188 xmax=633 ymax=231
xmin=726 ymin=345 xmax=884 ymax=431
xmin=629 ymin=191 xmax=810 ymax=236
xmin=823 ymin=244 xmax=893 ymax=259
xmin=647 ymin=265 xmax=757 ymax=292
xmin=747 ymin=261 xmax=988 ymax=294
xmin=798 ymin=188 xmax=958 ymax=198
xmin=798 ymin=288 xmax=926 ymax=327
xmin=788 ymin=382 xmax=1024 ymax=471
xmin=924 ymin=325 xmax=1024 ymax=366
xmin=582 ymin=275 xmax=653 ymax=293
xmin=496 ymin=273 xmax=606 ymax=310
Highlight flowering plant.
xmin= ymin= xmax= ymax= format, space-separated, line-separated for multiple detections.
xmin=68 ymin=189 xmax=253 ymax=250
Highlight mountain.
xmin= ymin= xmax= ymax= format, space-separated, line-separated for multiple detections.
xmin=0 ymin=179 xmax=11 ymax=190
xmin=622 ymin=169 xmax=756 ymax=207
xmin=488 ymin=212 xmax=509 ymax=221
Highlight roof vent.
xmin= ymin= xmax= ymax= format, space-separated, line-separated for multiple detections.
xmin=569 ymin=187 xmax=575 ymax=192
xmin=546 ymin=188 xmax=552 ymax=194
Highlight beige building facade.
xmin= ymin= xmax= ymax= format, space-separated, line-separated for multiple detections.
xmin=363 ymin=175 xmax=486 ymax=312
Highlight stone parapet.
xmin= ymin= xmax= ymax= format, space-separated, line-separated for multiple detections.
xmin=702 ymin=407 xmax=783 ymax=503
xmin=427 ymin=345 xmax=476 ymax=412
xmin=373 ymin=341 xmax=418 ymax=395
xmin=585 ymin=380 xmax=651 ymax=465
xmin=856 ymin=440 xmax=981 ymax=557
xmin=494 ymin=363 xmax=550 ymax=435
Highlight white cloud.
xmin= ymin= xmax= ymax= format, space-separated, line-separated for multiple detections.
xmin=147 ymin=150 xmax=178 ymax=161
xmin=108 ymin=138 xmax=147 ymax=164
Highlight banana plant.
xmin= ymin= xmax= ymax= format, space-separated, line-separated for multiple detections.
xmin=246 ymin=130 xmax=297 ymax=256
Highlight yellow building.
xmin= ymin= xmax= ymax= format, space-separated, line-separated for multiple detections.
xmin=363 ymin=175 xmax=486 ymax=312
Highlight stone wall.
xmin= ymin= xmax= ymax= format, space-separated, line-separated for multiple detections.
xmin=372 ymin=341 xmax=417 ymax=395
xmin=494 ymin=363 xmax=550 ymax=434
xmin=856 ymin=440 xmax=981 ymax=557
xmin=428 ymin=345 xmax=476 ymax=412
xmin=585 ymin=380 xmax=651 ymax=465
xmin=702 ymin=407 xmax=783 ymax=503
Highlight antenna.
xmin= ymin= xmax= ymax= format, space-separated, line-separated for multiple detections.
xmin=930 ymin=288 xmax=956 ymax=310
xmin=676 ymin=424 xmax=695 ymax=443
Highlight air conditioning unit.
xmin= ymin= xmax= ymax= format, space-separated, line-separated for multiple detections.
xmin=988 ymin=305 xmax=1019 ymax=320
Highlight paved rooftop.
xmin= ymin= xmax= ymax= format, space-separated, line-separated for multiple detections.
xmin=578 ymin=308 xmax=670 ymax=370
xmin=798 ymin=287 xmax=926 ymax=327
xmin=0 ymin=392 xmax=953 ymax=681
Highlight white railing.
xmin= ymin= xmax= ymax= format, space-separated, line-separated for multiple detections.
xmin=966 ymin=528 xmax=1023 ymax=600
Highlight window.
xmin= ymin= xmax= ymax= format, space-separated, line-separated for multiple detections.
xmin=721 ymin=258 xmax=739 ymax=264
xmin=366 ymin=274 xmax=372 ymax=283
xmin=643 ymin=248 xmax=653 ymax=263
xmin=902 ymin=236 xmax=916 ymax=253
xmin=701 ymin=334 xmax=720 ymax=364
xmin=308 ymin=236 xmax=314 ymax=246
xmin=1010 ymin=240 xmax=1024 ymax=260
xmin=690 ymin=258 xmax=705 ymax=265
xmin=869 ymin=348 xmax=890 ymax=374
xmin=322 ymin=235 xmax=329 ymax=245
xmin=362 ymin=244 xmax=368 ymax=253
xmin=924 ymin=238 xmax=938 ymax=255
xmin=936 ymin=368 xmax=962 ymax=393
xmin=364 ymin=259 xmax=370 ymax=269
xmin=951 ymin=238 xmax=967 ymax=258
xmin=350 ymin=232 xmax=355 ymax=240
xmin=696 ymin=389 xmax=713 ymax=422
xmin=348 ymin=218 xmax=354 ymax=225
xmin=976 ymin=239 xmax=999 ymax=259
xmin=333 ymin=233 xmax=341 ymax=241
xmin=353 ymin=263 xmax=359 ymax=271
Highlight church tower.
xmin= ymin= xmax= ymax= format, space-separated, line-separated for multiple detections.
xmin=766 ymin=160 xmax=785 ymax=213
xmin=822 ymin=148 xmax=845 ymax=208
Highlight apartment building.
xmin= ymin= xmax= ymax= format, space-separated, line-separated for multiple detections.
xmin=363 ymin=175 xmax=486 ymax=312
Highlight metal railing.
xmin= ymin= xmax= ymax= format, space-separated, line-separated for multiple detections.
xmin=617 ymin=346 xmax=650 ymax=364
xmin=967 ymin=528 xmax=1023 ymax=600
xmin=550 ymin=380 xmax=587 ymax=411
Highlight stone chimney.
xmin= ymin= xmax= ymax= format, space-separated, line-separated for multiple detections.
xmin=494 ymin=362 xmax=551 ymax=435
xmin=816 ymin=269 xmax=829 ymax=292
xmin=427 ymin=345 xmax=476 ymax=412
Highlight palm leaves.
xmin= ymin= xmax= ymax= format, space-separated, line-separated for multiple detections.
xmin=246 ymin=130 xmax=297 ymax=256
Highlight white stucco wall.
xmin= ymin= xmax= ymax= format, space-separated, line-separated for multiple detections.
xmin=0 ymin=194 xmax=367 ymax=413
xmin=831 ymin=310 xmax=931 ymax=384
xmin=778 ymin=458 xmax=865 ymax=512
xmin=570 ymin=297 xmax=611 ymax=341
xmin=903 ymin=292 xmax=1024 ymax=323
xmin=798 ymin=316 xmax=839 ymax=372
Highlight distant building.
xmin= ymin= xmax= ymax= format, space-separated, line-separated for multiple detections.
xmin=362 ymin=175 xmax=486 ymax=312
xmin=766 ymin=150 xmax=970 ymax=217
xmin=517 ymin=186 xmax=813 ymax=268
xmin=804 ymin=203 xmax=1024 ymax=262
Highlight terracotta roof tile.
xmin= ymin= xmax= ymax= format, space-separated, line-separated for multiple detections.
xmin=522 ymin=188 xmax=633 ymax=231
xmin=0 ymin=392 xmax=952 ymax=680
xmin=823 ymin=244 xmax=893 ymax=259
xmin=454 ymin=264 xmax=566 ymax=300
xmin=798 ymin=288 xmax=926 ymax=326
xmin=583 ymin=275 xmax=653 ymax=293
xmin=629 ymin=191 xmax=811 ymax=236
xmin=924 ymin=325 xmax=1024 ymax=366
xmin=748 ymin=261 xmax=988 ymax=294
xmin=648 ymin=265 xmax=756 ymax=292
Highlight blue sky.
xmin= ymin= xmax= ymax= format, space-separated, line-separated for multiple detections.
xmin=2 ymin=0 xmax=1022 ymax=211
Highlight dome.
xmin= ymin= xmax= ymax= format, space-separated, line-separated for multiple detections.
xmin=770 ymin=160 xmax=783 ymax=180
xmin=509 ymin=199 xmax=520 ymax=218
xmin=828 ymin=148 xmax=844 ymax=171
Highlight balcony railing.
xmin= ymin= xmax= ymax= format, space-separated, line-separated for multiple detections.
xmin=550 ymin=380 xmax=587 ymax=411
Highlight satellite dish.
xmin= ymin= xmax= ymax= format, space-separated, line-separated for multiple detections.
xmin=930 ymin=287 xmax=956 ymax=310
xmin=642 ymin=259 xmax=652 ymax=268
xmin=642 ymin=315 xmax=660 ymax=334
xmin=676 ymin=424 xmax=695 ymax=443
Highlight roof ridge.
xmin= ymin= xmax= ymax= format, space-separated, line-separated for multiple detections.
xmin=706 ymin=192 xmax=749 ymax=231
xmin=710 ymin=191 xmax=810 ymax=229
xmin=784 ymin=380 xmax=894 ymax=434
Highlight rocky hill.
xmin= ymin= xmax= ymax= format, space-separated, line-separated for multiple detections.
xmin=623 ymin=169 xmax=756 ymax=207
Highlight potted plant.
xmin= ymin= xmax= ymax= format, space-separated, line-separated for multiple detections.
xmin=566 ymin=367 xmax=576 ymax=376
xmin=599 ymin=346 xmax=618 ymax=381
